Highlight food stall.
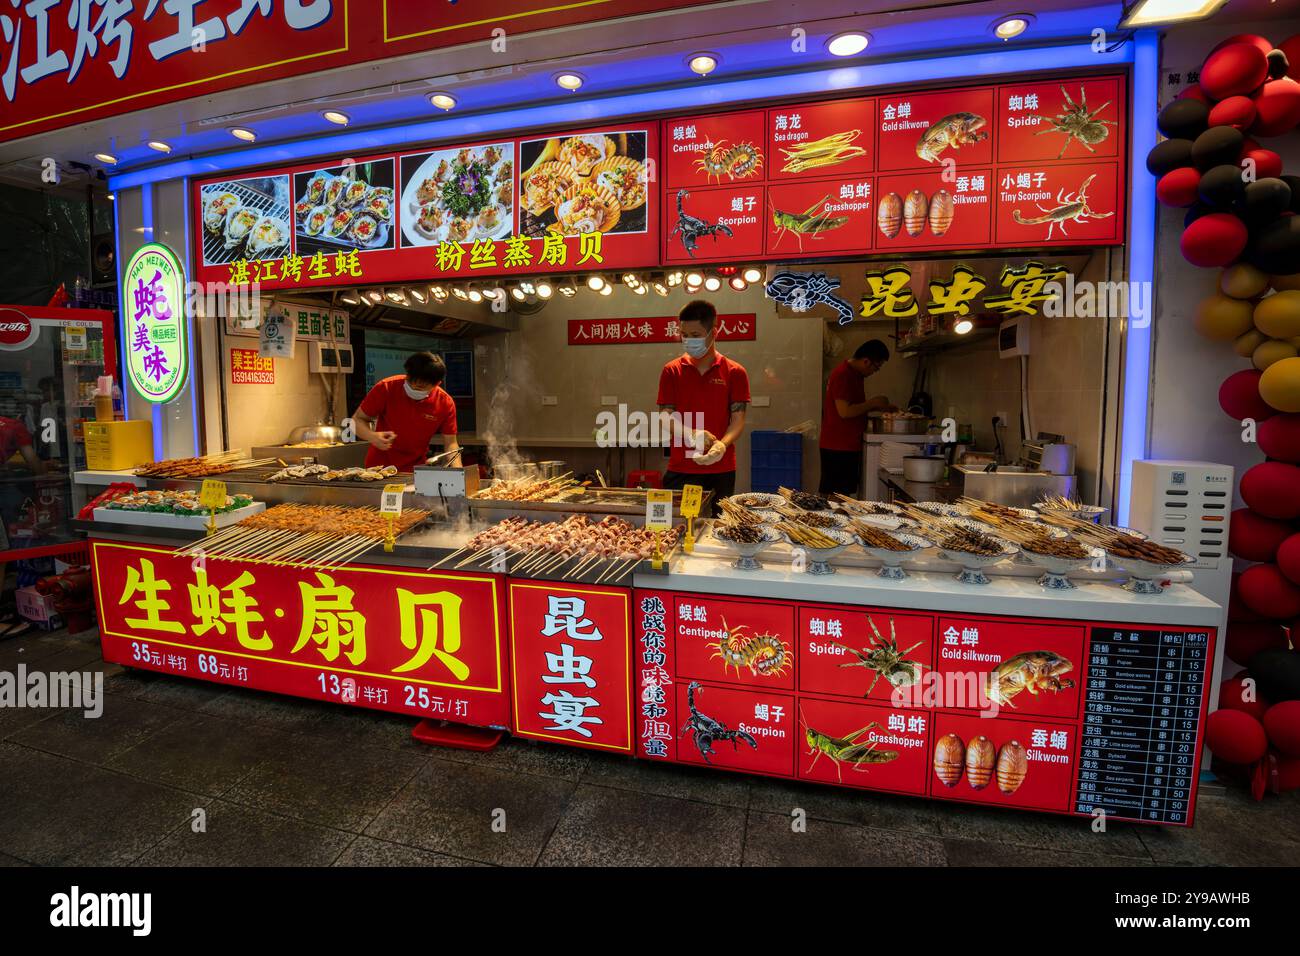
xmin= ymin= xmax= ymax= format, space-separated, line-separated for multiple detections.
xmin=77 ymin=42 xmax=1228 ymax=830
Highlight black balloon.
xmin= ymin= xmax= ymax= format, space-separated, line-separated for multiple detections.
xmin=1184 ymin=202 xmax=1214 ymax=228
xmin=1192 ymin=126 xmax=1245 ymax=171
xmin=1268 ymin=48 xmax=1291 ymax=80
xmin=1158 ymin=98 xmax=1210 ymax=139
xmin=1246 ymin=215 xmax=1300 ymax=274
xmin=1147 ymin=138 xmax=1194 ymax=176
xmin=1242 ymin=178 xmax=1293 ymax=225
xmin=1250 ymin=648 xmax=1300 ymax=702
xmin=1284 ymin=175 xmax=1300 ymax=214
xmin=1199 ymin=163 xmax=1248 ymax=206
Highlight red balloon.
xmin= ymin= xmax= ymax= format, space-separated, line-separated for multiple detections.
xmin=1259 ymin=413 xmax=1300 ymax=461
xmin=1181 ymin=212 xmax=1248 ymax=267
xmin=1178 ymin=83 xmax=1210 ymax=102
xmin=1219 ymin=675 xmax=1270 ymax=720
xmin=1241 ymin=461 xmax=1300 ymax=519
xmin=1229 ymin=507 xmax=1295 ymax=561
xmin=1264 ymin=699 xmax=1300 ymax=756
xmin=1273 ymin=754 xmax=1300 ymax=791
xmin=1282 ymin=35 xmax=1300 ymax=80
xmin=1206 ymin=708 xmax=1269 ymax=763
xmin=1277 ymin=532 xmax=1300 ymax=584
xmin=1238 ymin=562 xmax=1300 ymax=618
xmin=1210 ymin=95 xmax=1258 ymax=130
xmin=1156 ymin=166 xmax=1201 ymax=207
xmin=1226 ymin=618 xmax=1290 ymax=664
xmin=1231 ymin=571 xmax=1265 ymax=621
xmin=1219 ymin=368 xmax=1276 ymax=421
xmin=1251 ymin=77 xmax=1300 ymax=136
xmin=1204 ymin=42 xmax=1271 ymax=100
xmin=1212 ymin=34 xmax=1276 ymax=57
xmin=1242 ymin=148 xmax=1282 ymax=178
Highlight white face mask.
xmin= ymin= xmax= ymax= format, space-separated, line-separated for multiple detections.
xmin=682 ymin=337 xmax=709 ymax=358
xmin=404 ymin=381 xmax=431 ymax=401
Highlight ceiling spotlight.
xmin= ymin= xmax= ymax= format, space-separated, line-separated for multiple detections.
xmin=633 ymin=283 xmax=648 ymax=295
xmin=1120 ymin=0 xmax=1226 ymax=26
xmin=667 ymin=271 xmax=684 ymax=287
xmin=340 ymin=292 xmax=360 ymax=305
xmin=587 ymin=275 xmax=606 ymax=291
xmin=621 ymin=273 xmax=640 ymax=286
xmin=409 ymin=288 xmax=427 ymax=304
xmin=729 ymin=276 xmax=747 ymax=291
xmin=704 ymin=275 xmax=722 ymax=292
xmin=555 ymin=72 xmax=585 ymax=91
xmin=511 ymin=286 xmax=527 ymax=301
xmin=519 ymin=280 xmax=535 ymax=294
xmin=954 ymin=318 xmax=974 ymax=335
xmin=93 ymin=152 xmax=117 ymax=165
xmin=365 ymin=290 xmax=383 ymax=304
xmin=430 ymin=285 xmax=448 ymax=300
xmin=742 ymin=266 xmax=763 ymax=284
xmin=385 ymin=289 xmax=407 ymax=304
xmin=468 ymin=288 xmax=483 ymax=303
xmin=322 ymin=110 xmax=350 ymax=126
xmin=559 ymin=279 xmax=578 ymax=297
xmin=599 ymin=284 xmax=613 ymax=296
xmin=991 ymin=14 xmax=1031 ymax=39
xmin=230 ymin=127 xmax=256 ymax=142
xmin=429 ymin=92 xmax=457 ymax=111
xmin=147 ymin=140 xmax=172 ymax=153
xmin=688 ymin=53 xmax=718 ymax=76
xmin=826 ymin=32 xmax=870 ymax=57
xmin=106 ymin=193 xmax=115 ymax=201
xmin=685 ymin=271 xmax=704 ymax=287
xmin=652 ymin=279 xmax=669 ymax=296
xmin=452 ymin=287 xmax=469 ymax=300
xmin=536 ymin=281 xmax=553 ymax=299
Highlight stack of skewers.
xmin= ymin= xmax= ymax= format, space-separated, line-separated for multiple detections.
xmin=176 ymin=503 xmax=430 ymax=568
xmin=471 ymin=474 xmax=581 ymax=501
xmin=135 ymin=451 xmax=276 ymax=478
xmin=435 ymin=514 xmax=682 ymax=584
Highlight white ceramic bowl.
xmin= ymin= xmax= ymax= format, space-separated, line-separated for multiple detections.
xmin=727 ymin=492 xmax=784 ymax=510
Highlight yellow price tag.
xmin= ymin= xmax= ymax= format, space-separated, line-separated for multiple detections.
xmin=199 ymin=479 xmax=227 ymax=510
xmin=646 ymin=488 xmax=672 ymax=531
xmin=680 ymin=484 xmax=703 ymax=519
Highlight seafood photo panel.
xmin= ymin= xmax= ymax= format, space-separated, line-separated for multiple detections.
xmin=517 ymin=127 xmax=651 ymax=238
xmin=293 ymin=159 xmax=397 ymax=256
xmin=199 ymin=174 xmax=292 ymax=268
xmin=398 ymin=141 xmax=515 ymax=248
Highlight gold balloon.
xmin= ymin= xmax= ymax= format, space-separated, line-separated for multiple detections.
xmin=1222 ymin=263 xmax=1270 ymax=298
xmin=1195 ymin=294 xmax=1256 ymax=340
xmin=1254 ymin=291 xmax=1300 ymax=339
xmin=1254 ymin=339 xmax=1299 ymax=370
xmin=1260 ymin=356 xmax=1300 ymax=413
xmin=1271 ymin=273 xmax=1300 ymax=292
xmin=1236 ymin=328 xmax=1269 ymax=357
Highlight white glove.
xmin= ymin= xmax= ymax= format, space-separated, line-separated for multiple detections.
xmin=692 ymin=439 xmax=727 ymax=466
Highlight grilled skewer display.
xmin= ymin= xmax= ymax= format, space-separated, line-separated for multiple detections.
xmin=135 ymin=451 xmax=276 ymax=478
xmin=779 ymin=486 xmax=830 ymax=511
xmin=471 ymin=473 xmax=581 ymax=501
xmin=848 ymin=520 xmax=914 ymax=551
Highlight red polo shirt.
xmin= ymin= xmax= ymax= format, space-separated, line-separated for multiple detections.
xmin=657 ymin=352 xmax=750 ymax=474
xmin=358 ymin=375 xmax=457 ymax=471
xmin=820 ymin=360 xmax=868 ymax=452
xmin=1 ymin=417 xmax=33 ymax=463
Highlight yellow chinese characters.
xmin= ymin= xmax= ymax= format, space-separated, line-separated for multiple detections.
xmin=926 ymin=266 xmax=987 ymax=317
xmin=188 ymin=568 xmax=271 ymax=651
xmin=120 ymin=558 xmax=184 ymax=634
xmin=294 ymin=571 xmax=366 ymax=665
xmin=985 ymin=261 xmax=1068 ymax=316
xmin=393 ymin=589 xmax=468 ymax=680
xmin=860 ymin=267 xmax=918 ymax=319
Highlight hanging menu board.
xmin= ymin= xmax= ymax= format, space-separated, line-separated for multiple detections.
xmin=661 ymin=73 xmax=1126 ymax=264
xmin=634 ymin=591 xmax=1211 ymax=827
xmin=193 ymin=124 xmax=660 ymax=292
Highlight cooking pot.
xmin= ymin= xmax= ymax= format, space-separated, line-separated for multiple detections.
xmin=903 ymin=455 xmax=946 ymax=482
xmin=870 ymin=414 xmax=932 ymax=435
xmin=494 ymin=461 xmax=541 ymax=481
xmin=286 ymin=422 xmax=343 ymax=444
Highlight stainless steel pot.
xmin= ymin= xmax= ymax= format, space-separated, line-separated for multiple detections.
xmin=870 ymin=414 xmax=932 ymax=435
xmin=538 ymin=460 xmax=566 ymax=479
xmin=286 ymin=422 xmax=343 ymax=444
xmin=902 ymin=455 xmax=946 ymax=482
xmin=494 ymin=461 xmax=540 ymax=481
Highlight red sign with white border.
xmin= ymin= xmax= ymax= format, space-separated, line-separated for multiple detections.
xmin=568 ymin=313 xmax=756 ymax=346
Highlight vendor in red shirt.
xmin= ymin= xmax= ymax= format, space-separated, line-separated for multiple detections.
xmin=819 ymin=339 xmax=894 ymax=496
xmin=352 ymin=352 xmax=459 ymax=472
xmin=657 ymin=300 xmax=750 ymax=509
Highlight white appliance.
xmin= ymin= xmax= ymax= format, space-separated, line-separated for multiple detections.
xmin=309 ymin=341 xmax=355 ymax=374
xmin=998 ymin=315 xmax=1031 ymax=358
xmin=1128 ymin=460 xmax=1235 ymax=722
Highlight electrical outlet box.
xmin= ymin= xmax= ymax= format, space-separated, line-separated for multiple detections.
xmin=752 ymin=396 xmax=771 ymax=407
xmin=541 ymin=396 xmax=558 ymax=406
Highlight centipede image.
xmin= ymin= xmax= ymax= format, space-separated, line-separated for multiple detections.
xmin=695 ymin=140 xmax=764 ymax=184
xmin=712 ymin=618 xmax=791 ymax=678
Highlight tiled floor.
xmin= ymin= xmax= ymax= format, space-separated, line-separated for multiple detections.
xmin=2 ymin=625 xmax=1298 ymax=867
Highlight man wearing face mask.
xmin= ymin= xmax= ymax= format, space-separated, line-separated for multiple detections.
xmin=352 ymin=351 xmax=459 ymax=471
xmin=657 ymin=300 xmax=750 ymax=507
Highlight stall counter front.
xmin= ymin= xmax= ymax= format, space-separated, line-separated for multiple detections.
xmin=88 ymin=527 xmax=1219 ymax=828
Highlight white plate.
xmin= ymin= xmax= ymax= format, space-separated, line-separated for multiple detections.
xmin=399 ymin=144 xmax=515 ymax=247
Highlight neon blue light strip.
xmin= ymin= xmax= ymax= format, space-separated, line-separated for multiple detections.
xmin=1117 ymin=30 xmax=1159 ymax=526
xmin=108 ymin=42 xmax=1134 ymax=191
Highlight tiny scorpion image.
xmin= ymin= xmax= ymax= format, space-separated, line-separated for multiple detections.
xmin=1012 ymin=173 xmax=1113 ymax=241
xmin=827 ymin=615 xmax=924 ymax=696
xmin=681 ymin=682 xmax=757 ymax=764
xmin=671 ymin=189 xmax=733 ymax=258
xmin=1031 ymin=84 xmax=1117 ymax=159
xmin=801 ymin=711 xmax=899 ymax=783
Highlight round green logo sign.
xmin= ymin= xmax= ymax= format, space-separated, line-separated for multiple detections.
xmin=123 ymin=242 xmax=188 ymax=404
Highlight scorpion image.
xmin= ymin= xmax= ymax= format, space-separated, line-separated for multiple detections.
xmin=695 ymin=139 xmax=764 ymax=184
xmin=1031 ymin=85 xmax=1118 ymax=159
xmin=827 ymin=615 xmax=924 ymax=696
xmin=671 ymin=189 xmax=733 ymax=258
xmin=712 ymin=617 xmax=791 ymax=679
xmin=765 ymin=271 xmax=855 ymax=325
xmin=801 ymin=710 xmax=900 ymax=783
xmin=1012 ymin=173 xmax=1113 ymax=241
xmin=681 ymin=682 xmax=758 ymax=764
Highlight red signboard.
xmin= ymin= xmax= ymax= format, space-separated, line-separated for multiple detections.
xmin=230 ymin=348 xmax=274 ymax=385
xmin=567 ymin=312 xmax=755 ymax=346
xmin=876 ymin=87 xmax=996 ymax=172
xmin=768 ymin=98 xmax=875 ymax=180
xmin=766 ymin=176 xmax=874 ymax=258
xmin=797 ymin=696 xmax=930 ymax=794
xmin=193 ymin=124 xmax=659 ymax=291
xmin=664 ymin=186 xmax=765 ymax=263
xmin=508 ymin=581 xmax=633 ymax=752
xmin=664 ymin=110 xmax=767 ymax=188
xmin=672 ymin=593 xmax=795 ymax=691
xmin=797 ymin=606 xmax=934 ymax=704
xmin=930 ymin=712 xmax=1076 ymax=812
xmin=92 ymin=540 xmax=510 ymax=726
xmin=934 ymin=617 xmax=1085 ymax=719
xmin=0 ymin=0 xmax=707 ymax=143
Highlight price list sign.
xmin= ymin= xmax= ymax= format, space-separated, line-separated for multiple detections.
xmin=1074 ymin=627 xmax=1210 ymax=825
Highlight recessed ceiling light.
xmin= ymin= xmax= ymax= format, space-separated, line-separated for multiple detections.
xmin=93 ymin=152 xmax=117 ymax=165
xmin=409 ymin=288 xmax=427 ymax=304
xmin=230 ymin=127 xmax=256 ymax=142
xmin=468 ymin=288 xmax=483 ymax=303
xmin=147 ymin=140 xmax=172 ymax=153
xmin=322 ymin=110 xmax=350 ymax=126
xmin=599 ymin=284 xmax=613 ymax=296
xmin=429 ymin=92 xmax=457 ymax=111
xmin=1120 ymin=0 xmax=1227 ymax=26
xmin=688 ymin=53 xmax=718 ymax=76
xmin=555 ymin=72 xmax=584 ymax=91
xmin=827 ymin=32 xmax=870 ymax=57
xmin=704 ymin=275 xmax=722 ymax=292
xmin=742 ymin=267 xmax=762 ymax=284
xmin=536 ymin=281 xmax=553 ymax=299
xmin=954 ymin=318 xmax=974 ymax=335
xmin=992 ymin=15 xmax=1031 ymax=39
xmin=685 ymin=271 xmax=704 ymax=287
xmin=729 ymin=276 xmax=747 ymax=291
xmin=587 ymin=275 xmax=606 ymax=291
xmin=106 ymin=193 xmax=115 ymax=201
